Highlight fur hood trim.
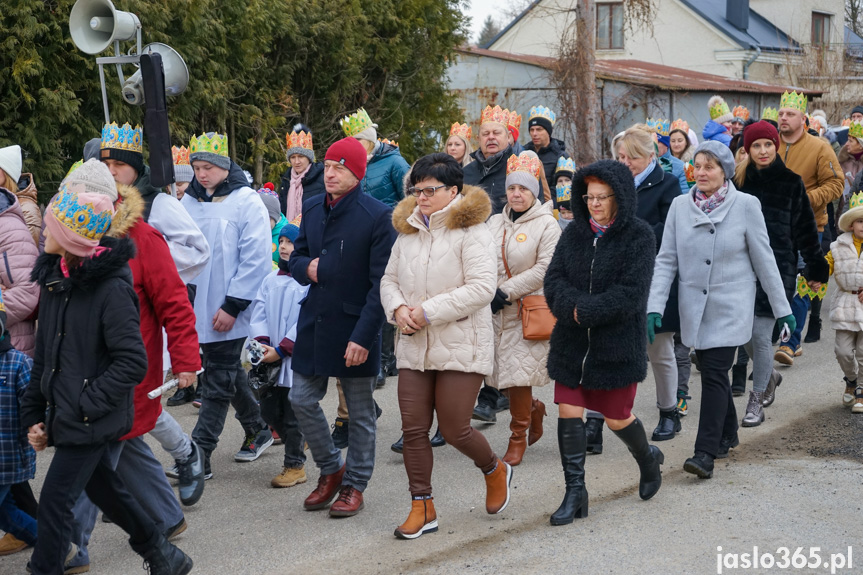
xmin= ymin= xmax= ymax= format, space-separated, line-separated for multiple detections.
xmin=391 ymin=184 xmax=491 ymax=234
xmin=106 ymin=183 xmax=145 ymax=239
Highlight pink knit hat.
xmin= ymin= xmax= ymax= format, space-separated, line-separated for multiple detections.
xmin=44 ymin=160 xmax=116 ymax=257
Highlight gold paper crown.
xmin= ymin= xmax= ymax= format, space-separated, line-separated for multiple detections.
xmin=101 ymin=122 xmax=143 ymax=153
xmin=286 ymin=131 xmax=313 ymax=151
xmin=842 ymin=118 xmax=852 ymax=127
xmin=709 ymin=97 xmax=732 ymax=121
xmin=528 ymin=105 xmax=556 ymax=126
xmin=340 ymin=108 xmax=374 ymax=137
xmin=449 ymin=122 xmax=472 ymax=141
xmin=480 ymin=105 xmax=513 ymax=126
xmin=780 ymin=91 xmax=807 ymax=113
xmin=646 ymin=118 xmax=671 ymax=136
xmin=670 ymin=119 xmax=689 ymax=133
xmin=508 ymin=110 xmax=522 ymax=130
xmin=732 ymin=106 xmax=750 ymax=120
xmin=809 ymin=116 xmax=822 ymax=133
xmin=50 ymin=184 xmax=113 ymax=241
xmin=379 ymin=138 xmax=398 ymax=147
xmin=556 ymin=182 xmax=571 ymax=203
xmin=762 ymin=107 xmax=779 ymax=121
xmin=506 ymin=153 xmax=542 ymax=179
xmin=189 ymin=133 xmax=229 ymax=157
xmin=684 ymin=162 xmax=695 ymax=183
xmin=850 ymin=121 xmax=863 ymax=140
xmin=172 ymin=146 xmax=190 ymax=166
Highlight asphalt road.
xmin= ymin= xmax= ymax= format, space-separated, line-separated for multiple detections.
xmin=3 ymin=317 xmax=862 ymax=575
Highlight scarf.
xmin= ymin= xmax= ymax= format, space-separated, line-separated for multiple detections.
xmin=287 ymin=164 xmax=311 ymax=222
xmin=693 ymin=182 xmax=729 ymax=214
xmin=633 ymin=159 xmax=657 ymax=189
xmin=590 ymin=217 xmax=614 ymax=237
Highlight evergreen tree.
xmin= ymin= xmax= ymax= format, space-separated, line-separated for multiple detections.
xmin=477 ymin=15 xmax=500 ymax=47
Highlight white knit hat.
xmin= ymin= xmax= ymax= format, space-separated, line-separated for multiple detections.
xmin=0 ymin=145 xmax=22 ymax=183
xmin=64 ymin=158 xmax=119 ymax=203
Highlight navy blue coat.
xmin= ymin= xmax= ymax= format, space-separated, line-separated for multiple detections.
xmin=289 ymin=186 xmax=396 ymax=378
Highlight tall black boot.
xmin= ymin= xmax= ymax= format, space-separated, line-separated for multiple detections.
xmin=381 ymin=324 xmax=398 ymax=376
xmin=730 ymin=364 xmax=747 ymax=397
xmin=804 ymin=299 xmax=822 ymax=343
xmin=584 ymin=416 xmax=604 ymax=454
xmin=550 ymin=418 xmax=588 ymax=526
xmin=133 ymin=532 xmax=193 ymax=575
xmin=611 ymin=418 xmax=664 ymax=500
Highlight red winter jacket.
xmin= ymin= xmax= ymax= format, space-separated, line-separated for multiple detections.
xmin=109 ymin=185 xmax=200 ymax=440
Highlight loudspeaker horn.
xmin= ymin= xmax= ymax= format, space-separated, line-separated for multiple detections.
xmin=69 ymin=0 xmax=141 ymax=55
xmin=121 ymin=43 xmax=189 ymax=105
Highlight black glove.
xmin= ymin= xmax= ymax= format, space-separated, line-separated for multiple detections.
xmin=491 ymin=289 xmax=512 ymax=314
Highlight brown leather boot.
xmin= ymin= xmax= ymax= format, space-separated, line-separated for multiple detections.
xmin=394 ymin=496 xmax=438 ymax=539
xmin=303 ymin=464 xmax=346 ymax=510
xmin=528 ymin=398 xmax=546 ymax=446
xmin=484 ymin=458 xmax=513 ymax=514
xmin=502 ymin=387 xmax=532 ymax=466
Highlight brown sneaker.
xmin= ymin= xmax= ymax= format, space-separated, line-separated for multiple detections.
xmin=329 ymin=485 xmax=364 ymax=517
xmin=774 ymin=346 xmax=794 ymax=366
xmin=484 ymin=458 xmax=513 ymax=514
xmin=272 ymin=465 xmax=307 ymax=488
xmin=843 ymin=379 xmax=857 ymax=407
xmin=852 ymin=388 xmax=863 ymax=414
xmin=303 ymin=464 xmax=345 ymax=510
xmin=394 ymin=496 xmax=438 ymax=540
xmin=0 ymin=533 xmax=29 ymax=556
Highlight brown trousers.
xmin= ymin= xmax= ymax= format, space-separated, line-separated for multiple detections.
xmin=398 ymin=369 xmax=497 ymax=496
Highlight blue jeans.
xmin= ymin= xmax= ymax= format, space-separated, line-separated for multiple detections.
xmin=788 ymin=232 xmax=823 ymax=349
xmin=290 ymin=374 xmax=376 ymax=491
xmin=0 ymin=484 xmax=37 ymax=546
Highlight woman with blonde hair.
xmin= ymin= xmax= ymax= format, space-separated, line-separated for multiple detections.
xmin=445 ymin=123 xmax=475 ymax=167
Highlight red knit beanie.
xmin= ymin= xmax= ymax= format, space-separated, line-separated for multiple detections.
xmin=743 ymin=120 xmax=780 ymax=154
xmin=324 ymin=137 xmax=367 ymax=181
xmin=508 ymin=125 xmax=519 ymax=142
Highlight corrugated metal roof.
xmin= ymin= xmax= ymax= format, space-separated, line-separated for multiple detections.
xmin=458 ymin=47 xmax=823 ymax=96
xmin=678 ymin=0 xmax=800 ymax=53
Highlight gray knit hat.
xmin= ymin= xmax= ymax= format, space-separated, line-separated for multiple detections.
xmin=286 ymin=124 xmax=315 ymax=163
xmin=173 ymin=164 xmax=194 ymax=183
xmin=693 ymin=140 xmax=735 ymax=180
xmin=257 ymin=189 xmax=282 ymax=223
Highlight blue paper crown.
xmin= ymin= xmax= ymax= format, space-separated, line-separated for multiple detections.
xmin=51 ymin=183 xmax=113 ymax=240
xmin=556 ymin=182 xmax=572 ymax=203
xmin=646 ymin=118 xmax=671 ymax=137
xmin=555 ymin=156 xmax=576 ymax=174
xmin=529 ymin=105 xmax=556 ymax=126
xmin=101 ymin=122 xmax=143 ymax=153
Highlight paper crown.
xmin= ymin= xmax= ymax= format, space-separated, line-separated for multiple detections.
xmin=480 ymin=105 xmax=513 ymax=126
xmin=508 ymin=110 xmax=522 ymax=130
xmin=684 ymin=162 xmax=695 ymax=184
xmin=379 ymin=138 xmax=399 ymax=147
xmin=761 ymin=107 xmax=779 ymax=121
xmin=780 ymin=91 xmax=807 ymax=113
xmin=506 ymin=153 xmax=543 ymax=179
xmin=556 ymin=182 xmax=571 ymax=203
xmin=709 ymin=97 xmax=732 ymax=121
xmin=101 ymin=122 xmax=143 ymax=153
xmin=172 ymin=146 xmax=190 ymax=166
xmin=646 ymin=118 xmax=671 ymax=136
xmin=528 ymin=105 xmax=556 ymax=126
xmin=189 ymin=133 xmax=229 ymax=157
xmin=50 ymin=183 xmax=113 ymax=240
xmin=849 ymin=121 xmax=863 ymax=140
xmin=555 ymin=156 xmax=576 ymax=174
xmin=849 ymin=191 xmax=863 ymax=211
xmin=842 ymin=118 xmax=852 ymax=127
xmin=449 ymin=122 xmax=472 ymax=141
xmin=340 ymin=108 xmax=374 ymax=137
xmin=732 ymin=106 xmax=750 ymax=121
xmin=287 ymin=130 xmax=313 ymax=151
xmin=809 ymin=116 xmax=823 ymax=133
xmin=670 ymin=119 xmax=689 ymax=133
xmin=65 ymin=159 xmax=84 ymax=180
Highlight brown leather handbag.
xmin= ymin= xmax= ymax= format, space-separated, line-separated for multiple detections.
xmin=501 ymin=230 xmax=556 ymax=340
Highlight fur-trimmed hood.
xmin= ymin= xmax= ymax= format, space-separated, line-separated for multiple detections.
xmin=106 ymin=183 xmax=145 ymax=239
xmin=391 ymin=184 xmax=491 ymax=234
xmin=31 ymin=235 xmax=136 ymax=291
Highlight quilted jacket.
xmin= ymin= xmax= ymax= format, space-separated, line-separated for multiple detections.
xmin=829 ymin=232 xmax=863 ymax=332
xmin=487 ymin=199 xmax=560 ymax=389
xmin=0 ymin=189 xmax=38 ymax=357
xmin=380 ymin=185 xmax=497 ymax=376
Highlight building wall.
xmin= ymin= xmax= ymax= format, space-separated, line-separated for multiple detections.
xmin=749 ymin=0 xmax=844 ymax=47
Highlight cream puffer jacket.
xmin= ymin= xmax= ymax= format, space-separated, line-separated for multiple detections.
xmin=829 ymin=232 xmax=863 ymax=331
xmin=380 ymin=185 xmax=497 ymax=375
xmin=487 ymin=199 xmax=561 ymax=389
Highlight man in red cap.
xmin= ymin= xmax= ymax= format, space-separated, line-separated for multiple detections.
xmin=288 ymin=137 xmax=396 ymax=517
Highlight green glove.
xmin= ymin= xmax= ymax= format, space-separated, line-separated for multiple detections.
xmin=776 ymin=314 xmax=797 ymax=341
xmin=647 ymin=313 xmax=662 ymax=344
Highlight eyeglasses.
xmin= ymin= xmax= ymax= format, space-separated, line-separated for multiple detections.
xmin=408 ymin=185 xmax=448 ymax=197
xmin=582 ymin=194 xmax=615 ymax=204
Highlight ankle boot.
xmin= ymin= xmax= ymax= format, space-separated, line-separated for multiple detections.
xmin=502 ymin=387 xmax=532 ymax=466
xmin=804 ymin=299 xmax=822 ymax=343
xmin=651 ymin=408 xmax=681 ymax=441
xmin=584 ymin=417 xmax=604 ymax=454
xmin=611 ymin=418 xmax=664 ymax=500
xmin=135 ymin=533 xmax=193 ymax=575
xmin=484 ymin=458 xmax=512 ymax=514
xmin=550 ymin=418 xmax=588 ymax=526
xmin=430 ymin=426 xmax=446 ymax=447
xmin=394 ymin=496 xmax=438 ymax=540
xmin=528 ymin=398 xmax=546 ymax=446
xmin=731 ymin=364 xmax=747 ymax=397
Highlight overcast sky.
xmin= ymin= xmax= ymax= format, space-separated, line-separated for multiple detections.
xmin=464 ymin=0 xmax=512 ymax=43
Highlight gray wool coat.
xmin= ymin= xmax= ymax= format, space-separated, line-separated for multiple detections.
xmin=647 ymin=182 xmax=792 ymax=350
